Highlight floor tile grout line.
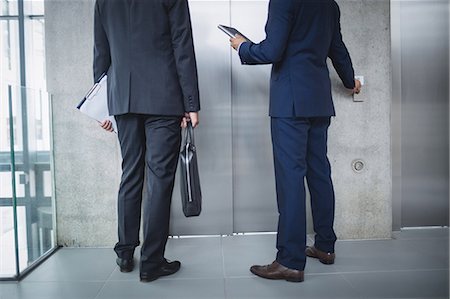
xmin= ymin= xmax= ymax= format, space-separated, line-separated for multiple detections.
xmin=106 ymin=276 xmax=227 ymax=282
xmin=337 ymin=271 xmax=364 ymax=299
xmin=221 ymin=236 xmax=228 ymax=299
xmin=329 ymin=268 xmax=449 ymax=275
xmin=220 ymin=236 xmax=227 ymax=278
xmin=392 ymin=237 xmax=449 ymax=241
xmin=337 ymin=236 xmax=449 ymax=242
xmin=223 ymin=267 xmax=449 ymax=280
xmin=18 ymin=280 xmax=109 ymax=284
xmin=93 ymin=265 xmax=117 ymax=299
xmin=93 ymin=280 xmax=108 ymax=299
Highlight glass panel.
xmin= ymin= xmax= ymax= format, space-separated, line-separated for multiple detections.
xmin=0 ymin=172 xmax=13 ymax=198
xmin=0 ymin=85 xmax=23 ymax=155
xmin=1 ymin=20 xmax=21 ymax=87
xmin=24 ymin=0 xmax=44 ymax=16
xmin=1 ymin=0 xmax=54 ymax=280
xmin=0 ymin=84 xmax=17 ymax=278
xmin=42 ymin=170 xmax=51 ymax=197
xmin=13 ymin=170 xmax=25 ymax=198
xmin=25 ymin=18 xmax=46 ymax=91
xmin=16 ymin=206 xmax=27 ymax=271
xmin=11 ymin=89 xmax=23 ymax=156
xmin=15 ymin=87 xmax=55 ymax=270
xmin=0 ymin=206 xmax=17 ymax=277
xmin=1 ymin=84 xmax=55 ymax=278
xmin=1 ymin=0 xmax=18 ymax=16
xmin=0 ymin=84 xmax=12 ymax=153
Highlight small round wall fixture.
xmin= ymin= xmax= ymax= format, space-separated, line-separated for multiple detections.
xmin=352 ymin=159 xmax=365 ymax=173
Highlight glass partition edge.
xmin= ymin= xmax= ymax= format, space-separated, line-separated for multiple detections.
xmin=8 ymin=85 xmax=21 ymax=278
xmin=48 ymin=93 xmax=57 ymax=248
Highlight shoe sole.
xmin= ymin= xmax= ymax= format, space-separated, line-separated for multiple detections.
xmin=285 ymin=277 xmax=304 ymax=282
xmin=306 ymin=254 xmax=335 ymax=265
xmin=119 ymin=267 xmax=133 ymax=273
xmin=140 ymin=266 xmax=181 ymax=283
xmin=249 ymin=269 xmax=304 ymax=283
xmin=140 ymin=275 xmax=159 ymax=282
xmin=306 ymin=251 xmax=335 ymax=265
xmin=140 ymin=271 xmax=178 ymax=283
xmin=116 ymin=258 xmax=134 ymax=273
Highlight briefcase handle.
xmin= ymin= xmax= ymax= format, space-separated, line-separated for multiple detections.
xmin=185 ymin=121 xmax=195 ymax=145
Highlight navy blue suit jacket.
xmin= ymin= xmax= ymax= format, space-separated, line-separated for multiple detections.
xmin=239 ymin=0 xmax=355 ymax=117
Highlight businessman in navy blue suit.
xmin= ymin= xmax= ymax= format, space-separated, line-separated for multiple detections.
xmin=231 ymin=0 xmax=361 ymax=282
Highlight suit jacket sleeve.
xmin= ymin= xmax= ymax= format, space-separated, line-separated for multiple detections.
xmin=168 ymin=0 xmax=200 ymax=112
xmin=238 ymin=0 xmax=295 ymax=65
xmin=93 ymin=0 xmax=111 ymax=82
xmin=328 ymin=2 xmax=355 ymax=89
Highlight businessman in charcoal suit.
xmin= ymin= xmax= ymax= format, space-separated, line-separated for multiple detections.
xmin=231 ymin=0 xmax=361 ymax=282
xmin=93 ymin=0 xmax=200 ymax=282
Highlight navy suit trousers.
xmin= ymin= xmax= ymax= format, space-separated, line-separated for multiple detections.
xmin=114 ymin=113 xmax=181 ymax=272
xmin=271 ymin=117 xmax=337 ymax=271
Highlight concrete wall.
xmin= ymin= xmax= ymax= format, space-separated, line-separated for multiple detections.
xmin=45 ymin=0 xmax=121 ymax=246
xmin=329 ymin=1 xmax=391 ymax=239
xmin=45 ymin=0 xmax=392 ymax=247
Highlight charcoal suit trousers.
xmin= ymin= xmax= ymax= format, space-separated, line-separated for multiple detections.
xmin=114 ymin=113 xmax=181 ymax=272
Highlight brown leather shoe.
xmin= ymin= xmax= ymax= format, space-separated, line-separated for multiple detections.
xmin=250 ymin=261 xmax=304 ymax=282
xmin=305 ymin=246 xmax=335 ymax=264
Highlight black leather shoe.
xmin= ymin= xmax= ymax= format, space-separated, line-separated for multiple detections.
xmin=140 ymin=260 xmax=181 ymax=282
xmin=116 ymin=258 xmax=134 ymax=273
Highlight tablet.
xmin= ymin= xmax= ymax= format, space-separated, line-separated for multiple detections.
xmin=218 ymin=24 xmax=253 ymax=44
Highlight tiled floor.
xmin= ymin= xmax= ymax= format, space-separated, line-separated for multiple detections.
xmin=0 ymin=228 xmax=448 ymax=299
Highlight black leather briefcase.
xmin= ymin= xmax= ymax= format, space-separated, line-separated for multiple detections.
xmin=179 ymin=122 xmax=202 ymax=217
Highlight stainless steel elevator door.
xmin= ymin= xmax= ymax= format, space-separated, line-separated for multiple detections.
xmin=230 ymin=0 xmax=315 ymax=234
xmin=230 ymin=0 xmax=279 ymax=232
xmin=169 ymin=0 xmax=317 ymax=235
xmin=399 ymin=1 xmax=449 ymax=227
xmin=170 ymin=0 xmax=233 ymax=235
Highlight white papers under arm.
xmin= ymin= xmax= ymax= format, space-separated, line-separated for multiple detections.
xmin=77 ymin=75 xmax=118 ymax=133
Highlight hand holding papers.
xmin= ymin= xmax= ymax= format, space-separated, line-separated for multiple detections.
xmin=77 ymin=74 xmax=118 ymax=133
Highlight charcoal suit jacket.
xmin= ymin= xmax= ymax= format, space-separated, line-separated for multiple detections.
xmin=239 ymin=0 xmax=355 ymax=117
xmin=94 ymin=0 xmax=200 ymax=116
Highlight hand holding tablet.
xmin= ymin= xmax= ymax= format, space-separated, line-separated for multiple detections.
xmin=218 ymin=24 xmax=253 ymax=44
